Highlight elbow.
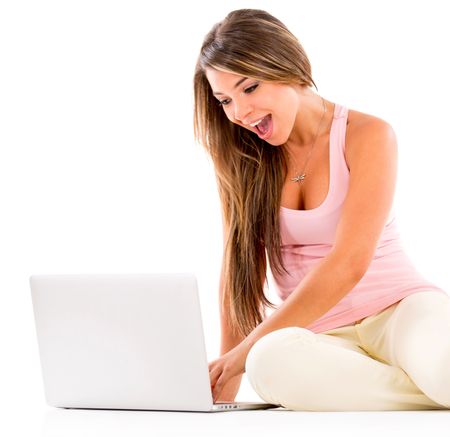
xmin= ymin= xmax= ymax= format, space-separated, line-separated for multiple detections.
xmin=351 ymin=263 xmax=369 ymax=283
xmin=330 ymin=249 xmax=371 ymax=284
xmin=348 ymin=255 xmax=371 ymax=282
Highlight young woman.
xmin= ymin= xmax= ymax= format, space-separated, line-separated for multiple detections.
xmin=193 ymin=8 xmax=450 ymax=411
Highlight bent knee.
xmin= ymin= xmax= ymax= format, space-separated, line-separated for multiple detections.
xmin=244 ymin=327 xmax=320 ymax=406
xmin=245 ymin=327 xmax=316 ymax=382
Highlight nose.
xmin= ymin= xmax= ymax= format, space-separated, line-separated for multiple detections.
xmin=233 ymin=100 xmax=252 ymax=124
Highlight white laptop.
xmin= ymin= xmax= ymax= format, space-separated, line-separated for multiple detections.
xmin=30 ymin=273 xmax=280 ymax=412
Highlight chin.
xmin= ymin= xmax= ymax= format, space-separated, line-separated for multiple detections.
xmin=265 ymin=134 xmax=286 ymax=147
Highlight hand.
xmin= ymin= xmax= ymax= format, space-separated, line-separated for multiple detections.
xmin=213 ymin=374 xmax=242 ymax=403
xmin=208 ymin=340 xmax=252 ymax=402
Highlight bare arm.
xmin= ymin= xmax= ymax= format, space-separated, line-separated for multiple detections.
xmin=244 ymin=118 xmax=398 ymax=350
xmin=214 ymin=262 xmax=245 ymax=401
xmin=212 ymin=214 xmax=246 ymax=401
xmin=243 ymin=249 xmax=362 ymax=349
xmin=218 ymin=263 xmax=246 ymax=354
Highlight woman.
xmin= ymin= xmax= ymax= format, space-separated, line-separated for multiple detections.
xmin=193 ymin=8 xmax=450 ymax=411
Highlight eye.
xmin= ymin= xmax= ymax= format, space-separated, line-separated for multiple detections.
xmin=217 ymin=83 xmax=259 ymax=107
xmin=244 ymin=84 xmax=258 ymax=94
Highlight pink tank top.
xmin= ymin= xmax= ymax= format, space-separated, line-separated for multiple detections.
xmin=272 ymin=102 xmax=446 ymax=333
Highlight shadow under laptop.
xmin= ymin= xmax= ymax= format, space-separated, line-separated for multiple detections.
xmin=42 ymin=405 xmax=290 ymax=437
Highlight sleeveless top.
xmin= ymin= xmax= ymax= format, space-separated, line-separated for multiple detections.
xmin=271 ymin=102 xmax=446 ymax=333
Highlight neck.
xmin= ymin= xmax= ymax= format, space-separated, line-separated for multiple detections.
xmin=286 ymin=91 xmax=330 ymax=151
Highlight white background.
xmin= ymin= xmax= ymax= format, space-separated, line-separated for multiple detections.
xmin=1 ymin=0 xmax=449 ymax=435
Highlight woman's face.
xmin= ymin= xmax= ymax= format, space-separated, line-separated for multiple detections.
xmin=205 ymin=68 xmax=302 ymax=146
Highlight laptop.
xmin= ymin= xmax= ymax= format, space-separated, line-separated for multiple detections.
xmin=30 ymin=273 xmax=280 ymax=412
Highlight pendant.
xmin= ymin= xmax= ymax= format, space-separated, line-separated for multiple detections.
xmin=291 ymin=173 xmax=306 ymax=183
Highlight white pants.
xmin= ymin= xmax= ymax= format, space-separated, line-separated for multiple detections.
xmin=245 ymin=291 xmax=450 ymax=411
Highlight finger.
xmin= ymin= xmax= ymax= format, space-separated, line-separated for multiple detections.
xmin=212 ymin=373 xmax=226 ymax=402
xmin=208 ymin=359 xmax=219 ymax=375
xmin=209 ymin=372 xmax=220 ymax=388
xmin=209 ymin=366 xmax=220 ymax=388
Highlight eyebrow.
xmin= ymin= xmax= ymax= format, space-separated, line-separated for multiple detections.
xmin=212 ymin=77 xmax=248 ymax=96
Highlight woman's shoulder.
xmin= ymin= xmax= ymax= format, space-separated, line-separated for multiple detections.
xmin=344 ymin=106 xmax=396 ymax=169
xmin=345 ymin=106 xmax=395 ymax=149
xmin=346 ymin=106 xmax=393 ymax=136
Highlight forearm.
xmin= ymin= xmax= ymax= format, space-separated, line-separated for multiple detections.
xmin=220 ymin=331 xmax=245 ymax=355
xmin=218 ymin=255 xmax=247 ymax=355
xmin=218 ymin=324 xmax=245 ymax=399
xmin=244 ymin=250 xmax=363 ymax=349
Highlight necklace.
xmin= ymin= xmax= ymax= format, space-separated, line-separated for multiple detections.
xmin=287 ymin=96 xmax=327 ymax=183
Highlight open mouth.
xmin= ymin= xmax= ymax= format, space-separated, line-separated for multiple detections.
xmin=254 ymin=114 xmax=272 ymax=136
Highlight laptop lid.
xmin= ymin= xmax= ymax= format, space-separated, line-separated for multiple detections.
xmin=30 ymin=273 xmax=223 ymax=412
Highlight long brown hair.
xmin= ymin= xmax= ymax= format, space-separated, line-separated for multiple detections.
xmin=193 ymin=9 xmax=318 ymax=338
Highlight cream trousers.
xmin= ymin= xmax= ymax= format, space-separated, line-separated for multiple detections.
xmin=245 ymin=291 xmax=450 ymax=411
